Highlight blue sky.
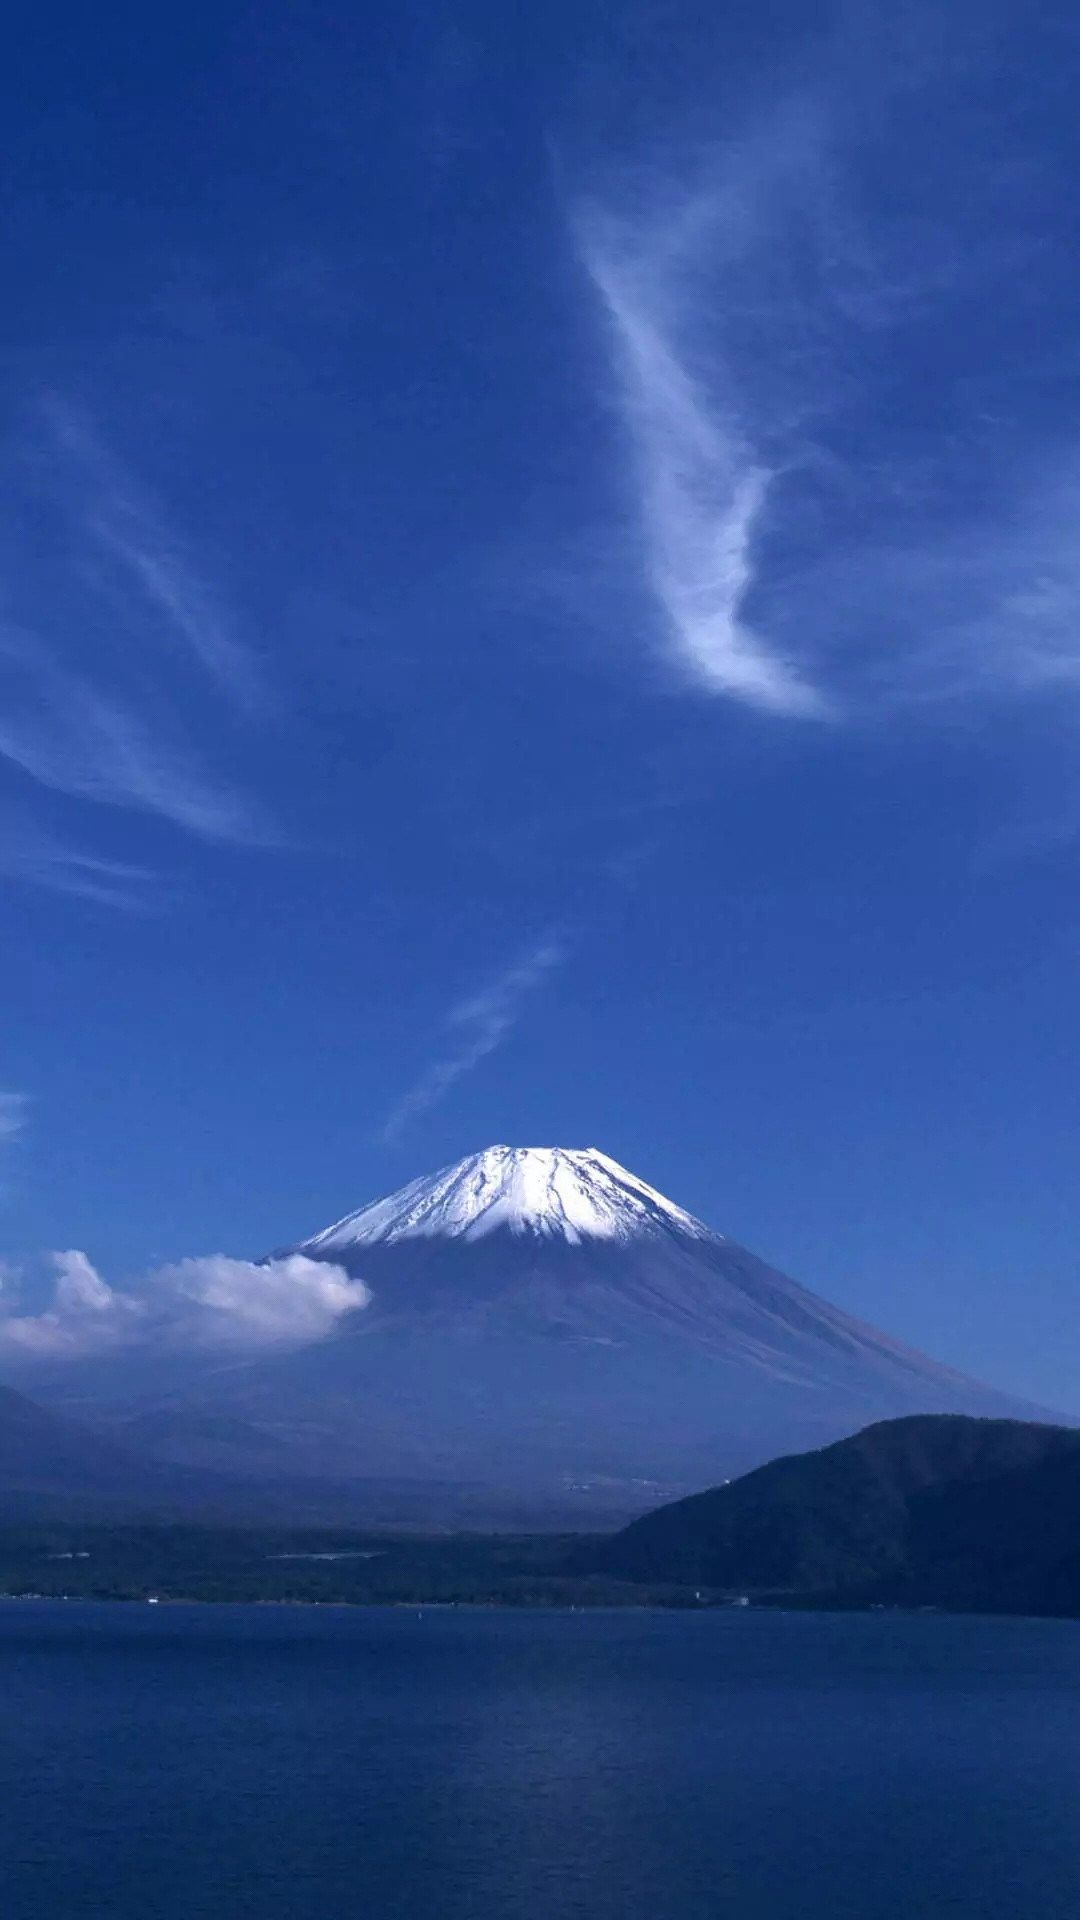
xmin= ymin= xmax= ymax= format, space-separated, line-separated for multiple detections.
xmin=3 ymin=0 xmax=1080 ymax=1407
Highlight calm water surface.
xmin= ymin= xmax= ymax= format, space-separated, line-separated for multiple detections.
xmin=2 ymin=1602 xmax=1080 ymax=1919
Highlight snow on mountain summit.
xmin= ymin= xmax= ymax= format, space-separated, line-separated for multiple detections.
xmin=297 ymin=1146 xmax=715 ymax=1255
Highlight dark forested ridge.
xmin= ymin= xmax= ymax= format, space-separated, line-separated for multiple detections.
xmin=588 ymin=1415 xmax=1080 ymax=1614
xmin=4 ymin=1415 xmax=1080 ymax=1616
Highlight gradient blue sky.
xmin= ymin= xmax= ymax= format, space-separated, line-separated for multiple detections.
xmin=3 ymin=0 xmax=1080 ymax=1408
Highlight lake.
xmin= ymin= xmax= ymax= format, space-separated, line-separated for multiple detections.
xmin=2 ymin=1602 xmax=1079 ymax=1918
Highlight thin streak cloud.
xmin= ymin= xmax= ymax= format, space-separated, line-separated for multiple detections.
xmin=381 ymin=938 xmax=566 ymax=1143
xmin=0 ymin=627 xmax=257 ymax=840
xmin=0 ymin=1093 xmax=26 ymax=1143
xmin=0 ymin=817 xmax=154 ymax=909
xmin=41 ymin=397 xmax=262 ymax=710
xmin=0 ymin=397 xmax=269 ymax=891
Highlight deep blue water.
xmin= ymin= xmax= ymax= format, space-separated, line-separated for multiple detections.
xmin=3 ymin=1604 xmax=1080 ymax=1919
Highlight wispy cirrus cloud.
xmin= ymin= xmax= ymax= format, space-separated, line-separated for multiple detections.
xmin=0 ymin=1247 xmax=370 ymax=1361
xmin=0 ymin=625 xmax=257 ymax=841
xmin=40 ymin=397 xmax=263 ymax=711
xmin=0 ymin=397 xmax=268 ymax=896
xmin=0 ymin=814 xmax=154 ymax=909
xmin=381 ymin=937 xmax=566 ymax=1143
xmin=0 ymin=1091 xmax=27 ymax=1203
xmin=758 ymin=457 xmax=1080 ymax=714
xmin=575 ymin=103 xmax=842 ymax=718
xmin=579 ymin=192 xmax=825 ymax=718
xmin=575 ymin=34 xmax=1080 ymax=728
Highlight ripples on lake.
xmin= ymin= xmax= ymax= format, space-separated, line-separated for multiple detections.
xmin=2 ymin=1602 xmax=1080 ymax=1919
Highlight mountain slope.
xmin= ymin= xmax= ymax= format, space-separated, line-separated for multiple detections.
xmin=94 ymin=1146 xmax=1050 ymax=1521
xmin=0 ymin=1380 xmax=481 ymax=1527
xmin=280 ymin=1148 xmax=1017 ymax=1392
xmin=0 ymin=1380 xmax=213 ymax=1518
xmin=590 ymin=1414 xmax=1080 ymax=1614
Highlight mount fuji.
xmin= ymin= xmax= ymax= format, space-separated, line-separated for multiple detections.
xmin=79 ymin=1146 xmax=1050 ymax=1524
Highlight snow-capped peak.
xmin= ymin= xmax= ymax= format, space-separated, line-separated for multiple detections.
xmin=297 ymin=1146 xmax=716 ymax=1254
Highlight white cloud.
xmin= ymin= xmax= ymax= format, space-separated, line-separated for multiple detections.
xmin=0 ymin=1249 xmax=145 ymax=1358
xmin=382 ymin=938 xmax=566 ymax=1143
xmin=0 ymin=1092 xmax=26 ymax=1143
xmin=0 ymin=1249 xmax=369 ymax=1361
xmin=143 ymin=1253 xmax=369 ymax=1351
xmin=574 ymin=65 xmax=1080 ymax=728
xmin=580 ymin=216 xmax=825 ymax=716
